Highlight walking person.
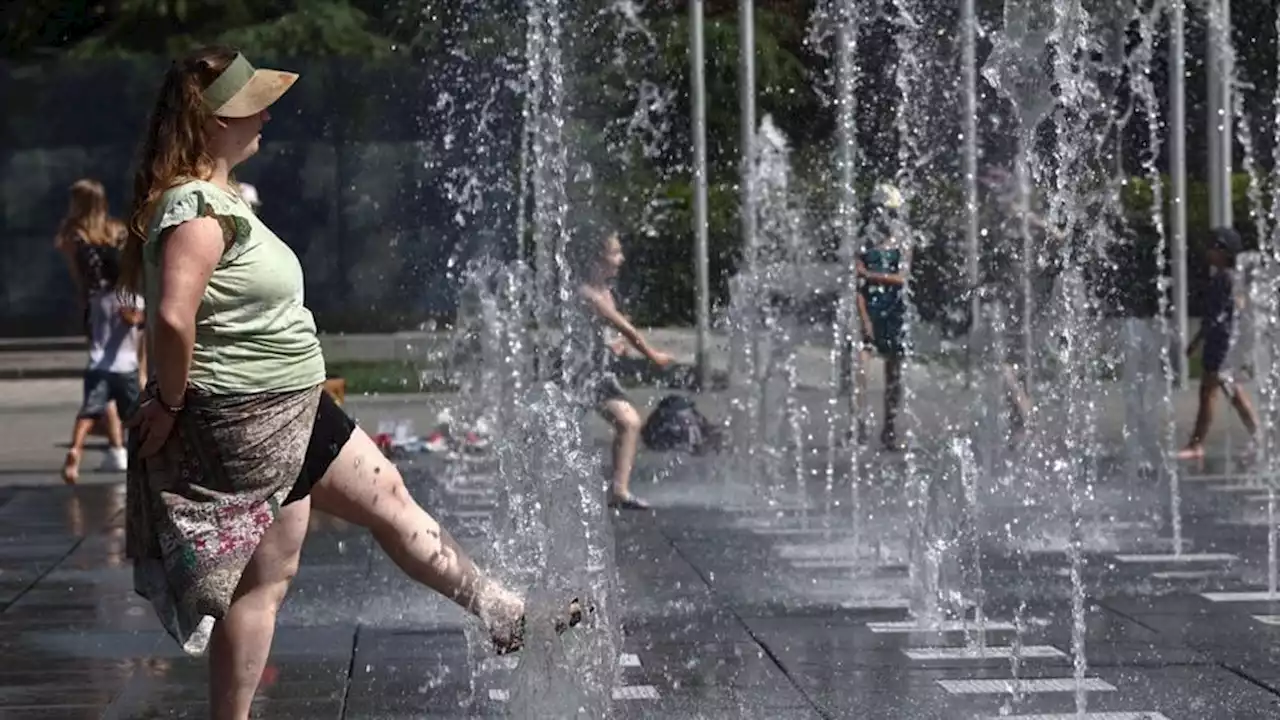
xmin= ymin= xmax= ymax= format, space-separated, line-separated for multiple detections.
xmin=854 ymin=183 xmax=911 ymax=451
xmin=54 ymin=178 xmax=143 ymax=482
xmin=120 ymin=47 xmax=581 ymax=719
xmin=975 ymin=168 xmax=1066 ymax=444
xmin=971 ymin=282 xmax=1034 ymax=446
xmin=569 ymin=231 xmax=674 ymax=510
xmin=1177 ymin=227 xmax=1259 ymax=459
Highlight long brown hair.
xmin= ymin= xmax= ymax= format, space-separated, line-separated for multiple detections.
xmin=55 ymin=179 xmax=124 ymax=250
xmin=119 ymin=46 xmax=238 ymax=295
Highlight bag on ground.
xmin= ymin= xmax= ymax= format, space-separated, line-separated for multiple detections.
xmin=641 ymin=394 xmax=721 ymax=453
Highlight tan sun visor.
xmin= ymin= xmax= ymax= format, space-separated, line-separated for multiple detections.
xmin=202 ymin=53 xmax=298 ymax=119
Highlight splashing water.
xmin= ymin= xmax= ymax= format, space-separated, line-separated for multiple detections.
xmin=448 ymin=1 xmax=628 ymax=715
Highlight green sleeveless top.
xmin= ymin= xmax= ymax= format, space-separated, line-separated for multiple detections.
xmin=143 ymin=179 xmax=325 ymax=394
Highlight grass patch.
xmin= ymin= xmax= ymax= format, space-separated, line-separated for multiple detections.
xmin=1187 ymin=353 xmax=1204 ymax=380
xmin=329 ymin=350 xmax=1206 ymax=395
xmin=326 ymin=361 xmax=456 ymax=395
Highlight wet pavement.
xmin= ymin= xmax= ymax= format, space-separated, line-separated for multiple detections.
xmin=5 ymin=437 xmax=1280 ymax=719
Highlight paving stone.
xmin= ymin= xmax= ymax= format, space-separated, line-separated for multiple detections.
xmin=0 ymin=439 xmax=1276 ymax=718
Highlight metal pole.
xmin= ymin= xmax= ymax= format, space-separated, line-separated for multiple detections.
xmin=1207 ymin=0 xmax=1232 ymax=229
xmin=1207 ymin=3 xmax=1219 ymax=228
xmin=691 ymin=0 xmax=711 ymax=390
xmin=961 ymin=0 xmax=980 ymax=383
xmin=1170 ymin=0 xmax=1189 ymax=387
xmin=740 ymin=0 xmax=762 ymax=443
xmin=1221 ymin=0 xmax=1234 ymax=229
xmin=740 ymin=0 xmax=756 ymax=273
xmin=837 ymin=5 xmax=857 ymax=252
xmin=836 ymin=0 xmax=858 ymax=418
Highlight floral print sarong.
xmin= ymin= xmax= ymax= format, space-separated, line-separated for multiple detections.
xmin=125 ymin=385 xmax=322 ymax=656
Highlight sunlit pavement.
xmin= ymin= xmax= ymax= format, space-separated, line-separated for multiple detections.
xmin=5 ymin=410 xmax=1280 ymax=720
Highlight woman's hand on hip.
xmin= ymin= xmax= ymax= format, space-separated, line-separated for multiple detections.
xmin=127 ymin=397 xmax=179 ymax=458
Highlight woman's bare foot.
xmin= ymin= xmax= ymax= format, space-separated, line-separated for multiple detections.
xmin=61 ymin=449 xmax=81 ymax=485
xmin=1175 ymin=444 xmax=1205 ymax=461
xmin=491 ymin=598 xmax=592 ymax=656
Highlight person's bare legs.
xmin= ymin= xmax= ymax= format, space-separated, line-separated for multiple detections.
xmin=208 ymin=497 xmax=311 ymax=720
xmin=597 ymin=398 xmax=643 ymax=503
xmin=61 ymin=416 xmax=96 ymax=484
xmin=882 ymin=356 xmax=903 ymax=450
xmin=1177 ymin=374 xmax=1220 ymax=459
xmin=103 ymin=401 xmax=124 ymax=449
xmin=87 ymin=402 xmax=112 ymax=438
xmin=856 ymin=347 xmax=874 ymax=444
xmin=308 ymin=427 xmax=524 ymax=632
xmin=1001 ymin=363 xmax=1032 ymax=441
xmin=1227 ymin=383 xmax=1260 ymax=438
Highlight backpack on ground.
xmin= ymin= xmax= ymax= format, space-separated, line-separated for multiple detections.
xmin=641 ymin=394 xmax=722 ymax=454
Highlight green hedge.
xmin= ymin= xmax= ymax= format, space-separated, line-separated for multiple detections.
xmin=1123 ymin=172 xmax=1264 ymax=256
xmin=619 ymin=171 xmax=1266 ymax=326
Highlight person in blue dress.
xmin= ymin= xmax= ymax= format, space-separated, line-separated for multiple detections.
xmin=854 ymin=183 xmax=911 ymax=451
xmin=1177 ymin=227 xmax=1259 ymax=459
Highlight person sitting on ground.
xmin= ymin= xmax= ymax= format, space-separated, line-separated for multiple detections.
xmin=55 ymin=178 xmax=144 ymax=482
xmin=119 ymin=47 xmax=582 ymax=719
xmin=569 ymin=230 xmax=674 ymax=510
xmin=854 ymin=183 xmax=911 ymax=451
xmin=1177 ymin=227 xmax=1259 ymax=460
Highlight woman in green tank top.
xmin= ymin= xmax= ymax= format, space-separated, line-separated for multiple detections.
xmin=853 ymin=184 xmax=911 ymax=451
xmin=118 ymin=47 xmax=583 ymax=717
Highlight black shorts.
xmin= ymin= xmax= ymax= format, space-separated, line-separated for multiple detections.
xmin=587 ymin=372 xmax=629 ymax=407
xmin=283 ymin=390 xmax=357 ymax=505
xmin=1202 ymin=335 xmax=1230 ymax=375
xmin=79 ymin=370 xmax=141 ymax=419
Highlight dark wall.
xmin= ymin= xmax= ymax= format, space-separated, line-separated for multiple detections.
xmin=0 ymin=57 xmax=521 ymax=336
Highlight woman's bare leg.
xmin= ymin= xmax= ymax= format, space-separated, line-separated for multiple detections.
xmin=597 ymin=398 xmax=642 ymax=500
xmin=308 ymin=428 xmax=522 ymax=630
xmin=208 ymin=497 xmax=311 ymax=720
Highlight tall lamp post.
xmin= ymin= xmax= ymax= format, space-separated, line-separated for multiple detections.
xmin=740 ymin=0 xmax=756 ymax=277
xmin=1170 ymin=0 xmax=1189 ymax=387
xmin=690 ymin=0 xmax=711 ymax=390
xmin=961 ymin=0 xmax=980 ymax=383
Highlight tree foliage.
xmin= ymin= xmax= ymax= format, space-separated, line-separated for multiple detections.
xmin=5 ymin=0 xmax=1278 ymax=326
xmin=3 ymin=0 xmax=401 ymax=59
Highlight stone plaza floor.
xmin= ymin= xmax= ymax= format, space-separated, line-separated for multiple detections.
xmin=5 ymin=421 xmax=1280 ymax=720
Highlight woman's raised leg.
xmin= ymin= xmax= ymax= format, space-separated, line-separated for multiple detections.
xmin=308 ymin=427 xmax=523 ymax=632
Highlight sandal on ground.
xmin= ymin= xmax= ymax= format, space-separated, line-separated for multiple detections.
xmin=607 ymin=493 xmax=652 ymax=510
xmin=491 ymin=597 xmax=593 ymax=656
xmin=61 ymin=449 xmax=81 ymax=485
